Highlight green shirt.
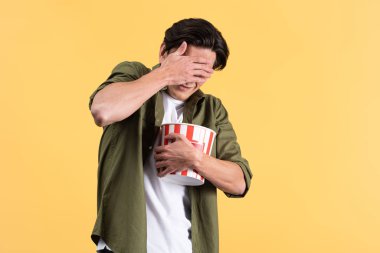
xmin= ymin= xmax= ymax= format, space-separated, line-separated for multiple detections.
xmin=88 ymin=61 xmax=252 ymax=253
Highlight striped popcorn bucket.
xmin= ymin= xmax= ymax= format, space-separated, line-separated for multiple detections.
xmin=159 ymin=123 xmax=216 ymax=186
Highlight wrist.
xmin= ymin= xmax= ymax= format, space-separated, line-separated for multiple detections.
xmin=151 ymin=65 xmax=172 ymax=87
xmin=192 ymin=151 xmax=207 ymax=174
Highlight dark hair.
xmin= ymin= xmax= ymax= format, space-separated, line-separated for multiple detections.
xmin=163 ymin=18 xmax=229 ymax=70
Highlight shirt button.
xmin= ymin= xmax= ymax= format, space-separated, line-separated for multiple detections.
xmin=148 ymin=146 xmax=153 ymax=150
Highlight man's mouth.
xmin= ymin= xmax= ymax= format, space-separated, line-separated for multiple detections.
xmin=180 ymin=83 xmax=196 ymax=89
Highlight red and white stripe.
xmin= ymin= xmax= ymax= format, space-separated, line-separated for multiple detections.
xmin=160 ymin=123 xmax=216 ymax=185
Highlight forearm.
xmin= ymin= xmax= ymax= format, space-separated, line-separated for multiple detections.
xmin=193 ymin=153 xmax=246 ymax=195
xmin=91 ymin=67 xmax=169 ymax=127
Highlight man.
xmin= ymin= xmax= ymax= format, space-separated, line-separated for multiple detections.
xmin=89 ymin=18 xmax=252 ymax=253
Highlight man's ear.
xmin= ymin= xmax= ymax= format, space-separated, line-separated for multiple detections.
xmin=159 ymin=42 xmax=167 ymax=64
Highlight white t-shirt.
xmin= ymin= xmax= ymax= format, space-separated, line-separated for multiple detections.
xmin=97 ymin=90 xmax=192 ymax=252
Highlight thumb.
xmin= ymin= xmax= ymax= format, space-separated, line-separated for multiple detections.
xmin=165 ymin=133 xmax=182 ymax=141
xmin=174 ymin=41 xmax=187 ymax=56
xmin=165 ymin=133 xmax=177 ymax=139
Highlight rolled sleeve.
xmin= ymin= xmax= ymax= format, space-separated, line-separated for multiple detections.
xmin=88 ymin=61 xmax=149 ymax=110
xmin=214 ymin=98 xmax=252 ymax=198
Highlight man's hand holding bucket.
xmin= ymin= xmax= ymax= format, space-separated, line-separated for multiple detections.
xmin=154 ymin=133 xmax=203 ymax=177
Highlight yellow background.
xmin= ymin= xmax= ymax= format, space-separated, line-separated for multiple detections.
xmin=1 ymin=0 xmax=379 ymax=252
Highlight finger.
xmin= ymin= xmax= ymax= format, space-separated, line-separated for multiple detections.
xmin=188 ymin=76 xmax=207 ymax=84
xmin=191 ymin=69 xmax=213 ymax=79
xmin=157 ymin=166 xmax=168 ymax=177
xmin=158 ymin=167 xmax=177 ymax=177
xmin=155 ymin=160 xmax=168 ymax=169
xmin=175 ymin=133 xmax=189 ymax=142
xmin=192 ymin=63 xmax=214 ymax=73
xmin=166 ymin=133 xmax=188 ymax=143
xmin=157 ymin=167 xmax=164 ymax=174
xmin=164 ymin=133 xmax=181 ymax=141
xmin=163 ymin=167 xmax=187 ymax=177
xmin=154 ymin=145 xmax=166 ymax=153
xmin=191 ymin=56 xmax=214 ymax=66
xmin=154 ymin=152 xmax=166 ymax=161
